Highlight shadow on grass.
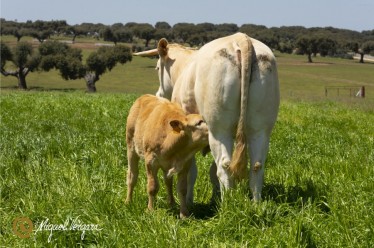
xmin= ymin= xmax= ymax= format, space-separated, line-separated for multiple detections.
xmin=1 ymin=86 xmax=81 ymax=92
xmin=169 ymin=179 xmax=331 ymax=220
xmin=190 ymin=202 xmax=219 ymax=220
xmin=166 ymin=201 xmax=219 ymax=220
xmin=263 ymin=181 xmax=330 ymax=213
xmin=29 ymin=86 xmax=81 ymax=92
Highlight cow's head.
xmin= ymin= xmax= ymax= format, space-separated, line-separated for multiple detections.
xmin=133 ymin=39 xmax=196 ymax=100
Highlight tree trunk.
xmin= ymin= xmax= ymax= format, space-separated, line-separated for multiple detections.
xmin=72 ymin=34 xmax=77 ymax=44
xmin=18 ymin=69 xmax=28 ymax=90
xmin=84 ymin=72 xmax=98 ymax=93
xmin=1 ymin=68 xmax=28 ymax=89
xmin=308 ymin=53 xmax=313 ymax=63
xmin=359 ymin=53 xmax=364 ymax=63
xmin=18 ymin=73 xmax=27 ymax=90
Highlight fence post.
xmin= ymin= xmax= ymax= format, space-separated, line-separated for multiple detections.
xmin=361 ymin=86 xmax=365 ymax=98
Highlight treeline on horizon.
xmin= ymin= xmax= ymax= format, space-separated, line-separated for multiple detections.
xmin=1 ymin=18 xmax=374 ymax=92
xmin=1 ymin=19 xmax=374 ymax=57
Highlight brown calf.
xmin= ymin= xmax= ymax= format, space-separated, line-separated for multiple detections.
xmin=125 ymin=94 xmax=209 ymax=218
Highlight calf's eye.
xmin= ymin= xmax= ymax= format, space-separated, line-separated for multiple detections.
xmin=195 ymin=120 xmax=205 ymax=126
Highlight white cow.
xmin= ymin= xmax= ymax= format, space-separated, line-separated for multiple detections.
xmin=134 ymin=32 xmax=280 ymax=202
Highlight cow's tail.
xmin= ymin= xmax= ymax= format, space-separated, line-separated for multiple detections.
xmin=229 ymin=34 xmax=252 ymax=182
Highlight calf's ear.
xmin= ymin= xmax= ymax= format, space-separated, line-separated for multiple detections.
xmin=170 ymin=120 xmax=184 ymax=133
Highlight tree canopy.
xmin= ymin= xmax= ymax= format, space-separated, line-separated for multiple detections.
xmin=38 ymin=41 xmax=132 ymax=92
xmin=2 ymin=19 xmax=373 ymax=55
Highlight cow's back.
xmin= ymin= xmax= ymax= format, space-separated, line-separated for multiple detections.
xmin=177 ymin=33 xmax=279 ymax=133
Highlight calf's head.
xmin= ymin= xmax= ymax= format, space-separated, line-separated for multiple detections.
xmin=170 ymin=114 xmax=209 ymax=146
xmin=167 ymin=114 xmax=209 ymax=177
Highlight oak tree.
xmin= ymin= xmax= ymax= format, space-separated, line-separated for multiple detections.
xmin=1 ymin=42 xmax=41 ymax=89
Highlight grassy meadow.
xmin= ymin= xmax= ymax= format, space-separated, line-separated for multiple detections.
xmin=1 ymin=36 xmax=374 ymax=247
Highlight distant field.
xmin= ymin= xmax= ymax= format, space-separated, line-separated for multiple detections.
xmin=277 ymin=53 xmax=374 ymax=100
xmin=1 ymin=35 xmax=374 ymax=102
xmin=1 ymin=92 xmax=373 ymax=247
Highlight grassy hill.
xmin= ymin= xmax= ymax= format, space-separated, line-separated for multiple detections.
xmin=1 ymin=92 xmax=373 ymax=247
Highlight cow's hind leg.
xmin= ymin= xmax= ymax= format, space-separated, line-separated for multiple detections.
xmin=208 ymin=131 xmax=234 ymax=193
xmin=248 ymin=130 xmax=270 ymax=202
xmin=126 ymin=149 xmax=139 ymax=203
xmin=209 ymin=161 xmax=221 ymax=203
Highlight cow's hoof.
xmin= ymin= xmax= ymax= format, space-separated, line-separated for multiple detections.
xmin=179 ymin=211 xmax=190 ymax=219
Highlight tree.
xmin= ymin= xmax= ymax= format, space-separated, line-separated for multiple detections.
xmin=154 ymin=22 xmax=172 ymax=42
xmin=66 ymin=25 xmax=87 ymax=43
xmin=296 ymin=36 xmax=336 ymax=62
xmin=215 ymin=23 xmax=239 ymax=34
xmin=348 ymin=41 xmax=374 ymax=63
xmin=362 ymin=41 xmax=374 ymax=57
xmin=172 ymin=23 xmax=195 ymax=43
xmin=101 ymin=25 xmax=133 ymax=45
xmin=84 ymin=45 xmax=132 ymax=92
xmin=101 ymin=27 xmax=117 ymax=45
xmin=278 ymin=40 xmax=294 ymax=54
xmin=39 ymin=41 xmax=132 ymax=92
xmin=132 ymin=23 xmax=155 ymax=48
xmin=1 ymin=42 xmax=12 ymax=68
xmin=318 ymin=37 xmax=337 ymax=57
xmin=39 ymin=40 xmax=85 ymax=80
xmin=29 ymin=30 xmax=52 ymax=43
xmin=24 ymin=20 xmax=67 ymax=43
xmin=1 ymin=42 xmax=41 ymax=89
xmin=155 ymin=22 xmax=171 ymax=30
xmin=296 ymin=36 xmax=319 ymax=62
xmin=12 ymin=28 xmax=29 ymax=42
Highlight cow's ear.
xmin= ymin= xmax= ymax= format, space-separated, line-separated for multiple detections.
xmin=170 ymin=120 xmax=184 ymax=133
xmin=158 ymin=38 xmax=168 ymax=58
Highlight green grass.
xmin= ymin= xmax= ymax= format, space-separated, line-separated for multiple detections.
xmin=1 ymin=92 xmax=373 ymax=247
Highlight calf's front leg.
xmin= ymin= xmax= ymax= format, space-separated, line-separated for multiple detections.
xmin=146 ymin=161 xmax=159 ymax=211
xmin=163 ymin=170 xmax=175 ymax=207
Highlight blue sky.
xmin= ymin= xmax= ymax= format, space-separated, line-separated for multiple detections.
xmin=1 ymin=0 xmax=373 ymax=31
